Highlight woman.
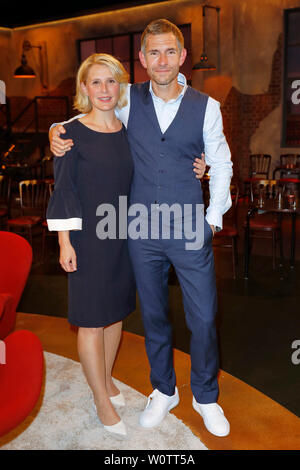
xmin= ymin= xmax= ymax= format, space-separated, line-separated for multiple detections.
xmin=47 ymin=54 xmax=136 ymax=437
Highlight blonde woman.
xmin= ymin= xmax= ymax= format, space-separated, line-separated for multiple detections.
xmin=47 ymin=54 xmax=136 ymax=437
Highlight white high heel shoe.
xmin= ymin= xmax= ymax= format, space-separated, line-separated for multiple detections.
xmin=103 ymin=419 xmax=127 ymax=437
xmin=93 ymin=403 xmax=127 ymax=437
xmin=110 ymin=392 xmax=125 ymax=407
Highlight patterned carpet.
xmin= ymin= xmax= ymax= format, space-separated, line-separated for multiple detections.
xmin=0 ymin=352 xmax=207 ymax=451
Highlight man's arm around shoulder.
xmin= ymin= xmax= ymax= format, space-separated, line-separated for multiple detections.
xmin=49 ymin=114 xmax=85 ymax=157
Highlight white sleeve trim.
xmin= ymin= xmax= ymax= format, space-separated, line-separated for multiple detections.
xmin=49 ymin=114 xmax=86 ymax=130
xmin=47 ymin=218 xmax=82 ymax=231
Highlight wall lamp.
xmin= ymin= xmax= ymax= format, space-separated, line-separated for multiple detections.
xmin=14 ymin=40 xmax=48 ymax=89
xmin=193 ymin=4 xmax=220 ymax=71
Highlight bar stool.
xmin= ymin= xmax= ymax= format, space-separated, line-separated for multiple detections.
xmin=243 ymin=179 xmax=283 ymax=270
xmin=244 ymin=154 xmax=272 ymax=200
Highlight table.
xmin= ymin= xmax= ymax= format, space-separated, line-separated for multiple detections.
xmin=244 ymin=199 xmax=300 ymax=279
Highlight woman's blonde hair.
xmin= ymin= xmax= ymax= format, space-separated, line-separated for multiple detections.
xmin=73 ymin=53 xmax=129 ymax=113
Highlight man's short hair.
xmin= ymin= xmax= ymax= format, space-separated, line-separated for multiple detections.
xmin=141 ymin=19 xmax=184 ymax=54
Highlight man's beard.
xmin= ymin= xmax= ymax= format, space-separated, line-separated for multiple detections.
xmin=151 ymin=68 xmax=179 ymax=86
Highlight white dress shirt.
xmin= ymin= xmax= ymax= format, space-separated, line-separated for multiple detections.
xmin=51 ymin=73 xmax=233 ymax=228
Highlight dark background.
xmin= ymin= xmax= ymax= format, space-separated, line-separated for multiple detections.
xmin=0 ymin=1 xmax=171 ymax=28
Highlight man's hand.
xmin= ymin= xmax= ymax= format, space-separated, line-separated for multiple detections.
xmin=49 ymin=124 xmax=74 ymax=157
xmin=210 ymin=225 xmax=215 ymax=236
xmin=193 ymin=153 xmax=206 ymax=179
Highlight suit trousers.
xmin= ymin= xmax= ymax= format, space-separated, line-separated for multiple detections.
xmin=128 ymin=213 xmax=219 ymax=404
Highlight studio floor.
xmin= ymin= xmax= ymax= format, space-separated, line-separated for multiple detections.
xmin=13 ymin=224 xmax=300 ymax=449
xmin=8 ymin=311 xmax=300 ymax=450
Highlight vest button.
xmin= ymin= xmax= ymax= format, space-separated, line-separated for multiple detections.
xmin=161 ymin=137 xmax=165 ymax=141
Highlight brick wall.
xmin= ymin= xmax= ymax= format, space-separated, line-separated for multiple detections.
xmin=221 ymin=33 xmax=283 ymax=184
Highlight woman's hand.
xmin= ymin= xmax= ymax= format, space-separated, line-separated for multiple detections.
xmin=59 ymin=243 xmax=77 ymax=272
xmin=58 ymin=231 xmax=77 ymax=272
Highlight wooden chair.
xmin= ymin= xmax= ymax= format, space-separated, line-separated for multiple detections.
xmin=213 ymin=183 xmax=239 ymax=279
xmin=250 ymin=154 xmax=271 ymax=178
xmin=6 ymin=179 xmax=46 ymax=247
xmin=244 ymin=154 xmax=272 ymax=199
xmin=273 ymin=154 xmax=300 ymax=180
xmin=244 ymin=179 xmax=283 ymax=270
xmin=276 ymin=155 xmax=300 ymax=199
xmin=279 ymin=154 xmax=300 ymax=170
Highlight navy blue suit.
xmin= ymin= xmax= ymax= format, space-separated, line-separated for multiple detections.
xmin=127 ymin=82 xmax=219 ymax=404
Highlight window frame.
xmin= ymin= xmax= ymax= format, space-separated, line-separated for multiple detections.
xmin=282 ymin=7 xmax=300 ymax=147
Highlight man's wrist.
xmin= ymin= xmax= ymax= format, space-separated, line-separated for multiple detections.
xmin=205 ymin=209 xmax=223 ymax=231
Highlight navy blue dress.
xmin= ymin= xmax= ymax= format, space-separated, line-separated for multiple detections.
xmin=47 ymin=119 xmax=136 ymax=327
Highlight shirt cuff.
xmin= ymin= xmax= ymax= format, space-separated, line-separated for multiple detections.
xmin=205 ymin=209 xmax=223 ymax=230
xmin=47 ymin=218 xmax=82 ymax=231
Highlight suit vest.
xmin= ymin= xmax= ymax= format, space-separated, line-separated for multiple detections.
xmin=126 ymin=81 xmax=208 ymax=209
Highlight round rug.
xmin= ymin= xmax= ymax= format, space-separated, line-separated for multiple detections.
xmin=0 ymin=352 xmax=207 ymax=450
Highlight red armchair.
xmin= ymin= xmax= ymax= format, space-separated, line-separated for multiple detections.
xmin=0 ymin=231 xmax=32 ymax=339
xmin=0 ymin=293 xmax=44 ymax=437
xmin=0 ymin=250 xmax=44 ymax=438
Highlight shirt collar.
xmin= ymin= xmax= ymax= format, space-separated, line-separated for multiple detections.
xmin=149 ymin=73 xmax=187 ymax=103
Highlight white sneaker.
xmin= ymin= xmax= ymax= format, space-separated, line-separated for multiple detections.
xmin=192 ymin=397 xmax=230 ymax=437
xmin=139 ymin=387 xmax=180 ymax=428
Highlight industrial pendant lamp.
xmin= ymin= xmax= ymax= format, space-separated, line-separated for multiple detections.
xmin=14 ymin=41 xmax=37 ymax=78
xmin=14 ymin=40 xmax=48 ymax=89
xmin=14 ymin=54 xmax=36 ymax=78
xmin=193 ymin=5 xmax=220 ymax=72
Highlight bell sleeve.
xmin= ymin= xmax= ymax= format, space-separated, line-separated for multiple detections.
xmin=46 ymin=138 xmax=82 ymax=231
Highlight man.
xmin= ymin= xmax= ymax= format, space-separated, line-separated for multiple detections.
xmin=49 ymin=19 xmax=232 ymax=437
